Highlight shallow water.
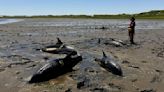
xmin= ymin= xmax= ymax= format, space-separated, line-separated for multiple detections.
xmin=0 ymin=19 xmax=23 ymax=24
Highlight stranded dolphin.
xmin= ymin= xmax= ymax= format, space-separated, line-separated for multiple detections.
xmin=98 ymin=38 xmax=126 ymax=47
xmin=41 ymin=38 xmax=75 ymax=54
xmin=28 ymin=51 xmax=82 ymax=83
xmin=95 ymin=51 xmax=123 ymax=76
xmin=42 ymin=44 xmax=76 ymax=54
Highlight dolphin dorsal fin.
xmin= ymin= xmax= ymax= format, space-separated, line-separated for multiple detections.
xmin=102 ymin=50 xmax=107 ymax=57
xmin=98 ymin=38 xmax=101 ymax=44
xmin=57 ymin=37 xmax=63 ymax=44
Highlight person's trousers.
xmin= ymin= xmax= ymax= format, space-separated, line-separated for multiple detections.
xmin=128 ymin=30 xmax=135 ymax=44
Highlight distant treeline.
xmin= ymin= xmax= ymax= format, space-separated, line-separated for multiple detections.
xmin=1 ymin=10 xmax=164 ymax=19
xmin=0 ymin=14 xmax=132 ymax=19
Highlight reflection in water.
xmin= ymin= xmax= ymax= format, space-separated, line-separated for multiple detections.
xmin=0 ymin=19 xmax=23 ymax=24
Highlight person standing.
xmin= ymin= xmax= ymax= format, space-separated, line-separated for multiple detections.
xmin=128 ymin=17 xmax=136 ymax=44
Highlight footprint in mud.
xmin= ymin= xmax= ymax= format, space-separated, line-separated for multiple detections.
xmin=150 ymin=75 xmax=161 ymax=83
xmin=131 ymin=79 xmax=138 ymax=82
xmin=122 ymin=60 xmax=130 ymax=64
xmin=84 ymin=67 xmax=99 ymax=74
xmin=149 ymin=69 xmax=164 ymax=84
xmin=141 ymin=61 xmax=147 ymax=63
xmin=151 ymin=47 xmax=164 ymax=58
xmin=151 ymin=49 xmax=156 ymax=54
xmin=155 ymin=69 xmax=163 ymax=74
xmin=157 ymin=51 xmax=164 ymax=58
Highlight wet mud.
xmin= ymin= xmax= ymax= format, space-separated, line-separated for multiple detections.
xmin=0 ymin=19 xmax=164 ymax=92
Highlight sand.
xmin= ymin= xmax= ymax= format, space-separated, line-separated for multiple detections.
xmin=0 ymin=18 xmax=164 ymax=92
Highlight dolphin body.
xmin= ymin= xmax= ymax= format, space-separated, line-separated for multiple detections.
xmin=41 ymin=38 xmax=75 ymax=54
xmin=98 ymin=38 xmax=126 ymax=47
xmin=28 ymin=51 xmax=82 ymax=83
xmin=95 ymin=51 xmax=123 ymax=76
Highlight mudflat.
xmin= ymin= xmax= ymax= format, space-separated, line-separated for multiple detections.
xmin=0 ymin=18 xmax=164 ymax=92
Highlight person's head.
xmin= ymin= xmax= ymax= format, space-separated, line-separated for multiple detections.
xmin=130 ymin=17 xmax=135 ymax=21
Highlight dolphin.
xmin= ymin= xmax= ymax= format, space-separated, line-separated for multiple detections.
xmin=111 ymin=40 xmax=124 ymax=47
xmin=97 ymin=38 xmax=126 ymax=47
xmin=28 ymin=51 xmax=82 ymax=83
xmin=42 ymin=44 xmax=76 ymax=54
xmin=95 ymin=51 xmax=123 ymax=76
xmin=41 ymin=38 xmax=75 ymax=54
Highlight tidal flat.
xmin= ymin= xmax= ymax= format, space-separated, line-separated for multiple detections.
xmin=0 ymin=18 xmax=164 ymax=92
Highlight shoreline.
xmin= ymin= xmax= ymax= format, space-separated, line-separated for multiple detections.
xmin=0 ymin=19 xmax=23 ymax=24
